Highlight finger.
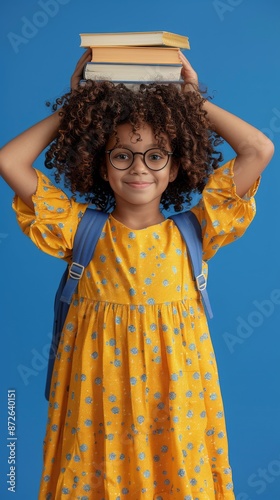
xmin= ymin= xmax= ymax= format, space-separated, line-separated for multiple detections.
xmin=81 ymin=48 xmax=92 ymax=60
xmin=73 ymin=49 xmax=91 ymax=75
xmin=74 ymin=49 xmax=92 ymax=72
xmin=178 ymin=52 xmax=193 ymax=68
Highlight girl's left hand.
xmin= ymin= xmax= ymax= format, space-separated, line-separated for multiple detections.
xmin=70 ymin=48 xmax=92 ymax=90
xmin=178 ymin=51 xmax=199 ymax=92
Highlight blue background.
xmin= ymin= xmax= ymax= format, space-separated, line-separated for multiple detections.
xmin=0 ymin=1 xmax=280 ymax=498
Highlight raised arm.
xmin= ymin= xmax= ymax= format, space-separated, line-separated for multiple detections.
xmin=0 ymin=112 xmax=61 ymax=208
xmin=0 ymin=49 xmax=91 ymax=209
xmin=179 ymin=52 xmax=274 ymax=197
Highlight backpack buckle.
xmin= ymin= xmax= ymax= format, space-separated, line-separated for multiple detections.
xmin=69 ymin=262 xmax=85 ymax=280
xmin=196 ymin=273 xmax=206 ymax=291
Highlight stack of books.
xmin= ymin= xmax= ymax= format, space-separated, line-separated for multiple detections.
xmin=79 ymin=31 xmax=190 ymax=87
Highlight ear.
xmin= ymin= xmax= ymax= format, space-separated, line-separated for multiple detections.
xmin=169 ymin=163 xmax=179 ymax=182
xmin=101 ymin=167 xmax=108 ymax=181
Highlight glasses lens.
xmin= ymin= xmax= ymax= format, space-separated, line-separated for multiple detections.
xmin=109 ymin=148 xmax=133 ymax=169
xmin=144 ymin=149 xmax=169 ymax=170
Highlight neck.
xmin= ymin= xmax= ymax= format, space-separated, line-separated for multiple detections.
xmin=112 ymin=204 xmax=165 ymax=229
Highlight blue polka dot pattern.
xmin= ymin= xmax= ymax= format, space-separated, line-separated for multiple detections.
xmin=12 ymin=160 xmax=259 ymax=499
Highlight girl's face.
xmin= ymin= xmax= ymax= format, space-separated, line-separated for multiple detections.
xmin=104 ymin=123 xmax=178 ymax=211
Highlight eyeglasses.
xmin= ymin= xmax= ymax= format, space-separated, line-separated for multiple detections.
xmin=105 ymin=147 xmax=173 ymax=171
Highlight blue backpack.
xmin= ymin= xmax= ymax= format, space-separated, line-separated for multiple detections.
xmin=45 ymin=208 xmax=213 ymax=400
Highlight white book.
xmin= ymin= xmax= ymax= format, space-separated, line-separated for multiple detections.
xmin=84 ymin=62 xmax=182 ymax=82
xmin=80 ymin=31 xmax=190 ymax=49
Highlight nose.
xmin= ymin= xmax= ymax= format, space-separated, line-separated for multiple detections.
xmin=129 ymin=152 xmax=147 ymax=173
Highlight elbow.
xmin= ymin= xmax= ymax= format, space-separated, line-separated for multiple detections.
xmin=246 ymin=133 xmax=275 ymax=173
xmin=0 ymin=149 xmax=19 ymax=178
xmin=256 ymin=138 xmax=275 ymax=174
xmin=252 ymin=137 xmax=275 ymax=177
xmin=256 ymin=133 xmax=275 ymax=165
xmin=0 ymin=150 xmax=4 ymax=172
xmin=0 ymin=151 xmax=6 ymax=176
xmin=266 ymin=139 xmax=275 ymax=161
xmin=0 ymin=149 xmax=11 ymax=176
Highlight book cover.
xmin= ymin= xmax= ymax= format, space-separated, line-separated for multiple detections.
xmin=80 ymin=31 xmax=190 ymax=49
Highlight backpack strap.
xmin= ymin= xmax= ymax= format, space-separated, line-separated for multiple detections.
xmin=60 ymin=208 xmax=109 ymax=304
xmin=45 ymin=208 xmax=109 ymax=400
xmin=169 ymin=211 xmax=213 ymax=319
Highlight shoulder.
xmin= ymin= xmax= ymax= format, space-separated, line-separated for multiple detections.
xmin=203 ymin=158 xmax=259 ymax=201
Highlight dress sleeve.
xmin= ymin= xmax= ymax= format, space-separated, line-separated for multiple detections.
xmin=191 ymin=158 xmax=260 ymax=261
xmin=12 ymin=169 xmax=88 ymax=261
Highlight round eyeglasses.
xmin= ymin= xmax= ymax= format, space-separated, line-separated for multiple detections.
xmin=105 ymin=147 xmax=173 ymax=171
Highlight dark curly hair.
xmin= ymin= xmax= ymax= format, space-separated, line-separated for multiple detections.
xmin=45 ymin=80 xmax=223 ymax=211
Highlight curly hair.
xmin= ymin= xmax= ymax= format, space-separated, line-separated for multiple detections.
xmin=45 ymin=80 xmax=223 ymax=211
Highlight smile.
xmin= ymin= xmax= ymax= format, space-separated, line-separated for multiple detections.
xmin=125 ymin=182 xmax=153 ymax=189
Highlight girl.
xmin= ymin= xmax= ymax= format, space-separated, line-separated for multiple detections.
xmin=0 ymin=49 xmax=274 ymax=499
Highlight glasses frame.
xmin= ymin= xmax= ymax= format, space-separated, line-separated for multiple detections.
xmin=105 ymin=147 xmax=173 ymax=171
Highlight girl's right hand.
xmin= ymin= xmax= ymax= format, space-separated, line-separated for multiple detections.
xmin=70 ymin=48 xmax=92 ymax=90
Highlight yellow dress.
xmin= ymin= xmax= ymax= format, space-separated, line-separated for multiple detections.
xmin=13 ymin=159 xmax=258 ymax=500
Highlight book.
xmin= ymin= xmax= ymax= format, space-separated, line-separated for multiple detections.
xmin=80 ymin=31 xmax=190 ymax=49
xmin=90 ymin=45 xmax=182 ymax=64
xmin=83 ymin=62 xmax=183 ymax=83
